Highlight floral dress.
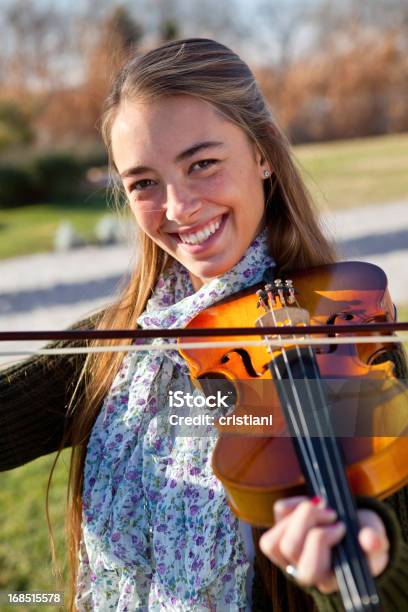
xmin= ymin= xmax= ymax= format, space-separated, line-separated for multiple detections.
xmin=75 ymin=230 xmax=275 ymax=611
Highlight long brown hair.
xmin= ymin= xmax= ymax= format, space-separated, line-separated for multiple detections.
xmin=46 ymin=38 xmax=336 ymax=610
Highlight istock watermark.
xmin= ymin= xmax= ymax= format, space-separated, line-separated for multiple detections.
xmin=168 ymin=390 xmax=232 ymax=409
xmin=168 ymin=413 xmax=274 ymax=427
xmin=164 ymin=377 xmax=406 ymax=438
xmin=167 ymin=388 xmax=274 ymax=435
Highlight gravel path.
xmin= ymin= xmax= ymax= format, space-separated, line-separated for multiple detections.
xmin=0 ymin=199 xmax=407 ymax=365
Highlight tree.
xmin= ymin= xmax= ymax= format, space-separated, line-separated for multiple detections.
xmin=34 ymin=5 xmax=143 ymax=146
xmin=86 ymin=6 xmax=143 ymax=88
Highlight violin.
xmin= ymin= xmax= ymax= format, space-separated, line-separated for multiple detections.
xmin=179 ymin=261 xmax=408 ymax=612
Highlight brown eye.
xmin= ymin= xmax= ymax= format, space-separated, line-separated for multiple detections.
xmin=129 ymin=179 xmax=156 ymax=193
xmin=190 ymin=159 xmax=218 ymax=172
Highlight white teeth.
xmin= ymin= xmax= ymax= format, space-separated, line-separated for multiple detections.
xmin=179 ymin=217 xmax=222 ymax=245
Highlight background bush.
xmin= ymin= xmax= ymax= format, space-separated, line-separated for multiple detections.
xmin=0 ymin=102 xmax=33 ymax=152
xmin=0 ymin=150 xmax=106 ymax=209
xmin=0 ymin=165 xmax=37 ymax=209
xmin=29 ymin=153 xmax=85 ymax=201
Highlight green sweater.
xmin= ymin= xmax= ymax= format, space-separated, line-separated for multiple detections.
xmin=1 ymin=327 xmax=408 ymax=611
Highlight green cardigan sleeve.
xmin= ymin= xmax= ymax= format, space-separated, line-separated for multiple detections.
xmin=251 ymin=345 xmax=408 ymax=611
xmin=310 ymin=492 xmax=408 ymax=611
xmin=0 ymin=315 xmax=99 ymax=472
xmin=310 ymin=343 xmax=408 ymax=610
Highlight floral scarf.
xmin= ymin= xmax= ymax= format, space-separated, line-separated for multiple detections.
xmin=75 ymin=229 xmax=275 ymax=611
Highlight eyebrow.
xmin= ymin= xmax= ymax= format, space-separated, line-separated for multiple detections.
xmin=119 ymin=140 xmax=224 ymax=179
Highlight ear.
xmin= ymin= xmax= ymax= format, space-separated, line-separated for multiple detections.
xmin=254 ymin=147 xmax=272 ymax=179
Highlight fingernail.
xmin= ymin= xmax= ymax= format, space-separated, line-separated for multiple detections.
xmin=328 ymin=521 xmax=345 ymax=532
xmin=311 ymin=496 xmax=322 ymax=505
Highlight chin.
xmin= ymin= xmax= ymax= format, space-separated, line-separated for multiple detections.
xmin=190 ymin=258 xmax=239 ymax=284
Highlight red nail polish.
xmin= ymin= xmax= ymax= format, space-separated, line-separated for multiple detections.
xmin=311 ymin=496 xmax=322 ymax=505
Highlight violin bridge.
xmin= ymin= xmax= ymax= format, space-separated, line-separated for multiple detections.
xmin=254 ymin=280 xmax=307 ymax=351
xmin=256 ymin=307 xmax=310 ymax=350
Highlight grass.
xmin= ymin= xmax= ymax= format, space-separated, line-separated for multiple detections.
xmin=0 ymin=132 xmax=408 ymax=260
xmin=0 ymin=450 xmax=70 ymax=612
xmin=295 ymin=132 xmax=408 ymax=211
xmin=0 ymin=191 xmax=113 ymax=260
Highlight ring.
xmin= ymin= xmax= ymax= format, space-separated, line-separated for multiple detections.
xmin=285 ymin=564 xmax=299 ymax=580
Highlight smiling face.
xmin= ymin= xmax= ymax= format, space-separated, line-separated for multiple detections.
xmin=111 ymin=95 xmax=271 ymax=290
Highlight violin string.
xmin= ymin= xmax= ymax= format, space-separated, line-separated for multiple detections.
xmin=261 ymin=296 xmax=364 ymax=609
xmin=287 ymin=288 xmax=376 ymax=609
xmin=284 ymin=291 xmax=349 ymax=510
xmin=261 ymin=284 xmax=367 ymax=610
xmin=259 ymin=293 xmax=323 ymax=494
xmin=263 ymin=284 xmax=350 ymax=503
xmin=294 ymin=301 xmax=363 ymax=526
xmin=256 ymin=300 xmax=321 ymax=491
xmin=279 ymin=296 xmax=367 ymax=610
xmin=266 ymin=291 xmax=355 ymax=606
xmin=281 ymin=288 xmax=375 ymax=609
xmin=291 ymin=292 xmax=381 ymax=609
xmin=270 ymin=285 xmax=334 ymax=496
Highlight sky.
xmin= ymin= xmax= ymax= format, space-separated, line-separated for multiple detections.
xmin=0 ymin=0 xmax=321 ymax=75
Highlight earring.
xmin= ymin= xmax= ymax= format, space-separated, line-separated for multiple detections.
xmin=263 ymin=170 xmax=271 ymax=179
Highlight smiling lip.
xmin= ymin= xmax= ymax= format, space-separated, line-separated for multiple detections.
xmin=168 ymin=214 xmax=224 ymax=238
xmin=170 ymin=213 xmax=228 ymax=251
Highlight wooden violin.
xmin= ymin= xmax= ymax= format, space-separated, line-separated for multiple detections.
xmin=179 ymin=261 xmax=408 ymax=612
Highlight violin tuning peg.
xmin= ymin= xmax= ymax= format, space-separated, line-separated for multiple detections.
xmin=285 ymin=279 xmax=296 ymax=304
xmin=272 ymin=279 xmax=286 ymax=305
xmin=256 ymin=289 xmax=269 ymax=311
xmin=264 ymin=284 xmax=277 ymax=308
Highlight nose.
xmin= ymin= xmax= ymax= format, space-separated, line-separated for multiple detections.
xmin=165 ymin=183 xmax=202 ymax=223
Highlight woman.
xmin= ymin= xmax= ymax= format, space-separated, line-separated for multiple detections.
xmin=1 ymin=38 xmax=408 ymax=611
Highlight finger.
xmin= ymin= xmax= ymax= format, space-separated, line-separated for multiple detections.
xmin=359 ymin=527 xmax=389 ymax=576
xmin=296 ymin=522 xmax=346 ymax=592
xmin=262 ymin=498 xmax=313 ymax=561
xmin=357 ymin=509 xmax=389 ymax=576
xmin=260 ymin=500 xmax=337 ymax=568
xmin=358 ymin=510 xmax=386 ymax=538
xmin=273 ymin=496 xmax=308 ymax=522
xmin=278 ymin=501 xmax=337 ymax=566
xmin=359 ymin=526 xmax=387 ymax=554
xmin=260 ymin=513 xmax=296 ymax=568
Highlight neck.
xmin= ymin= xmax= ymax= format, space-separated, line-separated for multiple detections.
xmin=189 ymin=271 xmax=205 ymax=292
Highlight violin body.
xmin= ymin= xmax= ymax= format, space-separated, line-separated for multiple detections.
xmin=179 ymin=261 xmax=408 ymax=527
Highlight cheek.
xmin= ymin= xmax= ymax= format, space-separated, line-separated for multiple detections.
xmin=128 ymin=201 xmax=161 ymax=234
xmin=199 ymin=169 xmax=233 ymax=199
xmin=206 ymin=166 xmax=261 ymax=211
xmin=201 ymin=173 xmax=242 ymax=209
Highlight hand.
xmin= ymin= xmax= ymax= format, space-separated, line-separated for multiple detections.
xmin=259 ymin=496 xmax=390 ymax=594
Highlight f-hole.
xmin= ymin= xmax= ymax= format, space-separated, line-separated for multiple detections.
xmin=320 ymin=312 xmax=355 ymax=354
xmin=221 ymin=348 xmax=262 ymax=378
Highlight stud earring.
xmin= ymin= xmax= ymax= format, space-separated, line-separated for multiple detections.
xmin=263 ymin=170 xmax=271 ymax=179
